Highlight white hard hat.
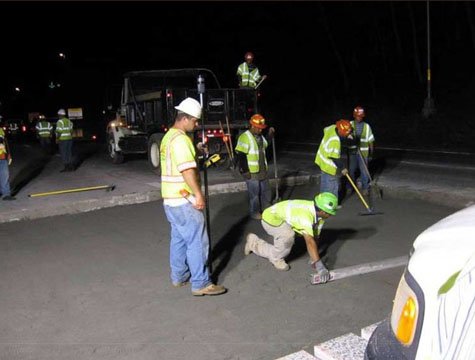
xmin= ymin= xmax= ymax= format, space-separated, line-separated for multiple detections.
xmin=57 ymin=108 xmax=66 ymax=116
xmin=174 ymin=98 xmax=202 ymax=119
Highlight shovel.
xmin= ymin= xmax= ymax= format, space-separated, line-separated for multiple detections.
xmin=343 ymin=171 xmax=383 ymax=216
xmin=271 ymin=137 xmax=280 ymax=204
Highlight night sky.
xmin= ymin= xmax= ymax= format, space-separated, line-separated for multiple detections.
xmin=1 ymin=1 xmax=474 ymax=150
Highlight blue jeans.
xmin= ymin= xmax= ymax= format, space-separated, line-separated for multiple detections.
xmin=58 ymin=140 xmax=73 ymax=165
xmin=349 ymin=154 xmax=369 ymax=190
xmin=320 ymin=171 xmax=339 ymax=197
xmin=163 ymin=202 xmax=211 ymax=291
xmin=0 ymin=159 xmax=11 ymax=197
xmin=245 ymin=178 xmax=271 ymax=215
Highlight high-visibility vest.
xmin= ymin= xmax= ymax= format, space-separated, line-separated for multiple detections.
xmin=56 ymin=117 xmax=73 ymax=141
xmin=315 ymin=125 xmax=341 ymax=176
xmin=235 ymin=130 xmax=268 ymax=173
xmin=160 ymin=128 xmax=197 ymax=199
xmin=262 ymin=199 xmax=325 ymax=237
xmin=36 ymin=121 xmax=53 ymax=138
xmin=349 ymin=121 xmax=375 ymax=157
xmin=236 ymin=62 xmax=261 ymax=89
xmin=0 ymin=128 xmax=6 ymax=160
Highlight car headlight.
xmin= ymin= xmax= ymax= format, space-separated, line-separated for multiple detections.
xmin=391 ymin=272 xmax=419 ymax=346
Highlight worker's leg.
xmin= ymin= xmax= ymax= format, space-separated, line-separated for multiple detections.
xmin=65 ymin=139 xmax=73 ymax=166
xmin=245 ymin=178 xmax=260 ymax=217
xmin=163 ymin=203 xmax=210 ymax=291
xmin=259 ymin=178 xmax=272 ymax=211
xmin=249 ymin=221 xmax=295 ymax=262
xmin=349 ymin=153 xmax=358 ymax=184
xmin=58 ymin=141 xmax=67 ymax=165
xmin=358 ymin=155 xmax=370 ymax=190
xmin=320 ymin=172 xmax=339 ymax=197
xmin=0 ymin=160 xmax=11 ymax=197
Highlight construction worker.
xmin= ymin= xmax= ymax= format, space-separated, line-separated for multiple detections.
xmin=0 ymin=126 xmax=15 ymax=200
xmin=160 ymin=97 xmax=226 ymax=297
xmin=315 ymin=119 xmax=353 ymax=199
xmin=236 ymin=52 xmax=267 ymax=89
xmin=35 ymin=115 xmax=53 ymax=153
xmin=244 ymin=192 xmax=337 ymax=279
xmin=235 ymin=114 xmax=275 ymax=220
xmin=55 ymin=109 xmax=74 ymax=172
xmin=348 ymin=106 xmax=375 ymax=196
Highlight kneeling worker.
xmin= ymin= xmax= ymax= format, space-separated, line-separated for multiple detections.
xmin=244 ymin=192 xmax=338 ymax=283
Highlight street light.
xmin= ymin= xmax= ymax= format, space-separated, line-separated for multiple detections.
xmin=59 ymin=52 xmax=66 ymax=59
xmin=422 ymin=0 xmax=436 ymax=118
xmin=14 ymin=87 xmax=20 ymax=93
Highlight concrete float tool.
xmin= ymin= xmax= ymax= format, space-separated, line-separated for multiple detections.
xmin=343 ymin=171 xmax=383 ymax=216
xmin=28 ymin=185 xmax=115 ymax=197
xmin=310 ymin=255 xmax=408 ymax=285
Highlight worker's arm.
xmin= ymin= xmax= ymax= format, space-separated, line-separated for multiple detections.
xmin=302 ymin=233 xmax=320 ymax=263
xmin=236 ymin=151 xmax=250 ymax=179
xmin=4 ymin=136 xmax=11 ymax=162
xmin=182 ymin=168 xmax=205 ymax=210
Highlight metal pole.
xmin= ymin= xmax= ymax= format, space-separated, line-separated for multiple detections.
xmin=197 ymin=74 xmax=212 ymax=273
xmin=423 ymin=0 xmax=436 ymax=118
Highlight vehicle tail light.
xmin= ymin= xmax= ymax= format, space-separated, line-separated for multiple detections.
xmin=92 ymin=135 xmax=97 ymax=140
xmin=167 ymin=92 xmax=173 ymax=98
xmin=223 ymin=136 xmax=229 ymax=142
xmin=2 ymin=126 xmax=6 ymax=131
xmin=22 ymin=126 xmax=26 ymax=132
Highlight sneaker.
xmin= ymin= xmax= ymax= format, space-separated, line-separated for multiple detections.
xmin=172 ymin=280 xmax=190 ymax=288
xmin=250 ymin=212 xmax=262 ymax=220
xmin=244 ymin=233 xmax=257 ymax=255
xmin=192 ymin=284 xmax=227 ymax=296
xmin=2 ymin=195 xmax=16 ymax=201
xmin=270 ymin=259 xmax=290 ymax=271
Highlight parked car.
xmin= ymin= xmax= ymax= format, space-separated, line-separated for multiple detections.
xmin=365 ymin=205 xmax=475 ymax=359
xmin=1 ymin=118 xmax=25 ymax=142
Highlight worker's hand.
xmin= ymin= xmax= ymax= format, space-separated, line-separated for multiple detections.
xmin=261 ymin=75 xmax=268 ymax=81
xmin=193 ymin=193 xmax=205 ymax=211
xmin=196 ymin=142 xmax=209 ymax=155
xmin=341 ymin=168 xmax=349 ymax=176
xmin=267 ymin=127 xmax=275 ymax=138
xmin=311 ymin=259 xmax=330 ymax=283
xmin=242 ymin=172 xmax=251 ymax=180
xmin=7 ymin=155 xmax=12 ymax=166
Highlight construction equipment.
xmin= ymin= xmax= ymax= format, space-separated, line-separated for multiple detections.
xmin=205 ymin=153 xmax=221 ymax=168
xmin=310 ymin=255 xmax=408 ymax=285
xmin=343 ymin=171 xmax=383 ymax=216
xmin=271 ymin=137 xmax=280 ymax=203
xmin=357 ymin=148 xmax=383 ymax=199
xmin=28 ymin=184 xmax=115 ymax=198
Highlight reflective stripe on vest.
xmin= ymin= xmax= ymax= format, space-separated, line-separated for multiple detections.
xmin=315 ymin=125 xmax=341 ymax=176
xmin=263 ymin=199 xmax=319 ymax=237
xmin=237 ymin=62 xmax=260 ymax=88
xmin=0 ymin=128 xmax=6 ymax=158
xmin=349 ymin=121 xmax=375 ymax=157
xmin=160 ymin=128 xmax=196 ymax=199
xmin=36 ymin=121 xmax=53 ymax=137
xmin=235 ymin=130 xmax=268 ymax=173
xmin=56 ymin=117 xmax=73 ymax=140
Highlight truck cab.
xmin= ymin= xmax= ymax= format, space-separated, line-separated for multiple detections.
xmin=106 ymin=68 xmax=259 ymax=173
xmin=365 ymin=205 xmax=475 ymax=359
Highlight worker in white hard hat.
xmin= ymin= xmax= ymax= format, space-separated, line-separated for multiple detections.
xmin=55 ymin=108 xmax=74 ymax=172
xmin=160 ymin=97 xmax=226 ymax=297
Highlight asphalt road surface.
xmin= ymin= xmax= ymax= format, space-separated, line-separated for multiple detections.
xmin=0 ymin=182 xmax=457 ymax=360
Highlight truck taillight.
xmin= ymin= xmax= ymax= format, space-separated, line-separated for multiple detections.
xmin=22 ymin=125 xmax=27 ymax=132
xmin=92 ymin=135 xmax=97 ymax=140
xmin=2 ymin=126 xmax=6 ymax=131
xmin=167 ymin=92 xmax=173 ymax=98
xmin=223 ymin=136 xmax=229 ymax=142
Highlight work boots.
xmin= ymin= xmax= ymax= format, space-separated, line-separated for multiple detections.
xmin=192 ymin=284 xmax=227 ymax=296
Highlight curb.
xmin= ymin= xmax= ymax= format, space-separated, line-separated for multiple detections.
xmin=0 ymin=175 xmax=312 ymax=224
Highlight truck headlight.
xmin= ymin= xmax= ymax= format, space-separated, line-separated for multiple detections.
xmin=391 ymin=273 xmax=419 ymax=346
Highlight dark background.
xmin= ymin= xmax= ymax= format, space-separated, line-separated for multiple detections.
xmin=1 ymin=1 xmax=474 ymax=150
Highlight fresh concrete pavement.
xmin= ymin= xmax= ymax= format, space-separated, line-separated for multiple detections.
xmin=0 ymin=141 xmax=474 ymax=359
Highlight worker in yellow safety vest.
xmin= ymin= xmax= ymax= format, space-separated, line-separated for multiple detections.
xmin=236 ymin=52 xmax=267 ymax=89
xmin=235 ymin=113 xmax=275 ymax=220
xmin=0 ymin=127 xmax=15 ymax=200
xmin=348 ymin=106 xmax=375 ymax=196
xmin=35 ymin=116 xmax=53 ymax=153
xmin=244 ymin=192 xmax=337 ymax=280
xmin=315 ymin=119 xmax=353 ymax=201
xmin=160 ymin=97 xmax=226 ymax=297
xmin=55 ymin=109 xmax=74 ymax=172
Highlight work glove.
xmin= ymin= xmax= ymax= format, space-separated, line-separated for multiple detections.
xmin=341 ymin=168 xmax=349 ymax=176
xmin=310 ymin=259 xmax=330 ymax=283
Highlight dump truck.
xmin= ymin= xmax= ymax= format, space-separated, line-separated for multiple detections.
xmin=106 ymin=68 xmax=260 ymax=173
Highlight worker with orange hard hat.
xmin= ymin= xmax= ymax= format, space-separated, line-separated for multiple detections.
xmin=315 ymin=119 xmax=353 ymax=200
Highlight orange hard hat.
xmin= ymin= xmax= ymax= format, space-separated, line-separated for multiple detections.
xmin=353 ymin=106 xmax=365 ymax=118
xmin=336 ymin=119 xmax=352 ymax=137
xmin=245 ymin=52 xmax=254 ymax=60
xmin=249 ymin=114 xmax=267 ymax=129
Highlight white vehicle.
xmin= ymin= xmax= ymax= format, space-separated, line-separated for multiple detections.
xmin=365 ymin=205 xmax=475 ymax=359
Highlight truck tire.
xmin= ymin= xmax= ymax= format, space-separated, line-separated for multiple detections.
xmin=108 ymin=135 xmax=124 ymax=164
xmin=148 ymin=133 xmax=164 ymax=175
